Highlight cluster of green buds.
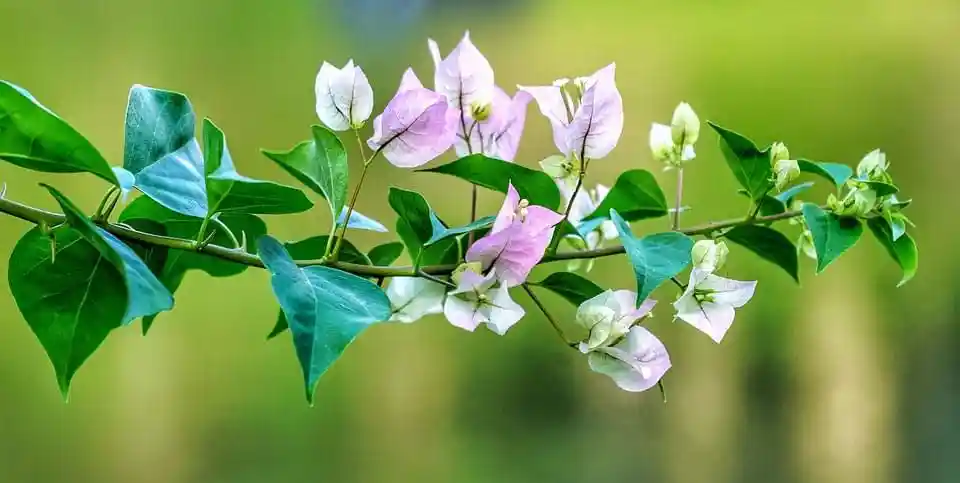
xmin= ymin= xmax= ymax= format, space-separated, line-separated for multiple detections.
xmin=827 ymin=150 xmax=906 ymax=221
xmin=770 ymin=142 xmax=800 ymax=192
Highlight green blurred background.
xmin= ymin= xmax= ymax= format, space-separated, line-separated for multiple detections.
xmin=0 ymin=0 xmax=957 ymax=482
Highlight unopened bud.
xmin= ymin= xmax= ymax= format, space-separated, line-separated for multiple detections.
xmin=798 ymin=229 xmax=817 ymax=261
xmin=856 ymin=149 xmax=888 ymax=180
xmin=774 ymin=158 xmax=800 ymax=191
xmin=691 ymin=239 xmax=729 ymax=273
xmin=835 ymin=187 xmax=878 ymax=217
xmin=650 ymin=123 xmax=677 ymax=166
xmin=470 ymin=101 xmax=492 ymax=122
xmin=671 ymin=102 xmax=700 ymax=146
xmin=770 ymin=142 xmax=790 ymax=164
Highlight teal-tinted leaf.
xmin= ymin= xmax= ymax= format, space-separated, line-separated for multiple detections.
xmin=420 ymin=154 xmax=561 ymax=209
xmin=337 ymin=207 xmax=388 ymax=232
xmin=10 ymin=187 xmax=173 ymax=395
xmin=774 ymin=181 xmax=815 ymax=205
xmin=802 ymin=203 xmax=863 ymax=273
xmin=584 ymin=169 xmax=667 ymax=222
xmin=202 ymin=119 xmax=312 ymax=215
xmin=708 ymin=122 xmax=773 ymax=200
xmin=112 ymin=167 xmax=136 ymax=202
xmin=262 ymin=125 xmax=349 ymax=219
xmin=533 ymin=272 xmax=604 ymax=306
xmin=868 ymin=218 xmax=918 ymax=287
xmin=0 ymin=81 xmax=118 ymax=183
xmin=368 ymin=242 xmax=405 ymax=266
xmin=259 ymin=236 xmax=391 ymax=403
xmin=426 ymin=213 xmax=495 ymax=246
xmin=610 ymin=209 xmax=693 ymax=302
xmin=797 ymin=159 xmax=852 ymax=189
xmin=724 ymin=225 xmax=800 ymax=282
xmin=123 ymin=85 xmax=207 ymax=217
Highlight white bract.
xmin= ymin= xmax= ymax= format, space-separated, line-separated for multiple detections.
xmin=586 ymin=326 xmax=671 ymax=393
xmin=691 ymin=239 xmax=729 ymax=273
xmin=673 ymin=268 xmax=757 ymax=343
xmin=315 ymin=60 xmax=374 ymax=131
xmin=442 ymin=267 xmax=525 ymax=335
xmin=575 ymin=290 xmax=656 ymax=352
xmin=650 ymin=102 xmax=699 ymax=168
xmin=857 ymin=149 xmax=888 ymax=180
xmin=385 ymin=277 xmax=446 ymax=323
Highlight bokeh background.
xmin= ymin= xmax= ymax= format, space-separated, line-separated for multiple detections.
xmin=0 ymin=0 xmax=957 ymax=482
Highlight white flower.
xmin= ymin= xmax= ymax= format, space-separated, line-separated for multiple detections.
xmin=673 ymin=269 xmax=757 ymax=343
xmin=442 ymin=268 xmax=525 ymax=335
xmin=575 ymin=290 xmax=656 ymax=352
xmin=650 ymin=121 xmax=696 ymax=168
xmin=691 ymin=239 xmax=729 ymax=273
xmin=671 ymin=102 xmax=700 ymax=146
xmin=540 ymin=154 xmax=579 ymax=189
xmin=857 ymin=149 xmax=888 ymax=180
xmin=385 ymin=277 xmax=446 ymax=323
xmin=315 ymin=60 xmax=374 ymax=131
xmin=587 ymin=326 xmax=671 ymax=393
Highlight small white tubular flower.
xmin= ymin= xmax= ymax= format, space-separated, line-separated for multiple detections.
xmin=856 ymin=149 xmax=888 ymax=180
xmin=540 ymin=154 xmax=579 ymax=189
xmin=385 ymin=277 xmax=446 ymax=323
xmin=671 ymin=102 xmax=700 ymax=146
xmin=575 ymin=290 xmax=656 ymax=352
xmin=587 ymin=326 xmax=671 ymax=393
xmin=691 ymin=239 xmax=729 ymax=273
xmin=442 ymin=268 xmax=525 ymax=335
xmin=315 ymin=60 xmax=374 ymax=131
xmin=673 ymin=269 xmax=757 ymax=343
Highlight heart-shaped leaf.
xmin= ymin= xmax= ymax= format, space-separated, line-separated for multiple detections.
xmin=797 ymin=159 xmax=852 ymax=189
xmin=0 ymin=81 xmax=118 ymax=184
xmin=9 ymin=186 xmax=173 ymax=396
xmin=708 ymin=122 xmax=773 ymax=200
xmin=262 ymin=125 xmax=349 ymax=220
xmin=532 ymin=272 xmax=604 ymax=306
xmin=123 ymin=85 xmax=207 ymax=217
xmin=610 ymin=209 xmax=693 ymax=303
xmin=420 ymin=154 xmax=561 ymax=209
xmin=724 ymin=225 xmax=800 ymax=283
xmin=802 ymin=203 xmax=863 ymax=273
xmin=585 ymin=169 xmax=667 ymax=222
xmin=867 ymin=218 xmax=917 ymax=287
xmin=202 ymin=119 xmax=312 ymax=216
xmin=259 ymin=236 xmax=390 ymax=403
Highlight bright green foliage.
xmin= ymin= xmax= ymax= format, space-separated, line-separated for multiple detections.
xmin=533 ymin=272 xmax=604 ymax=306
xmin=0 ymin=81 xmax=118 ymax=184
xmin=585 ymin=169 xmax=667 ymax=222
xmin=388 ymin=187 xmax=462 ymax=265
xmin=724 ymin=225 xmax=800 ymax=282
xmin=421 ymin=154 xmax=562 ymax=209
xmin=802 ymin=203 xmax=863 ymax=273
xmin=797 ymin=159 xmax=853 ymax=189
xmin=368 ymin=242 xmax=405 ymax=266
xmin=708 ymin=122 xmax=773 ymax=200
xmin=259 ymin=236 xmax=390 ymax=404
xmin=610 ymin=209 xmax=693 ymax=303
xmin=868 ymin=218 xmax=918 ymax=287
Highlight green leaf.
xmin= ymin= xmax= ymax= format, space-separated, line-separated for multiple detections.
xmin=262 ymin=125 xmax=349 ymax=220
xmin=0 ymin=81 xmax=118 ymax=183
xmin=389 ymin=187 xmax=433 ymax=258
xmin=420 ymin=154 xmax=561 ymax=209
xmin=724 ymin=225 xmax=800 ymax=282
xmin=802 ymin=203 xmax=863 ymax=273
xmin=426 ymin=213 xmax=495 ymax=246
xmin=285 ymin=236 xmax=370 ymax=266
xmin=584 ymin=169 xmax=667 ymax=221
xmin=745 ymin=182 xmax=814 ymax=218
xmin=9 ymin=186 xmax=173 ymax=395
xmin=774 ymin=181 xmax=815 ymax=205
xmin=258 ymin=236 xmax=390 ymax=403
xmin=867 ymin=218 xmax=918 ymax=287
xmin=533 ymin=272 xmax=604 ymax=306
xmin=797 ymin=159 xmax=852 ymax=189
xmin=123 ymin=85 xmax=208 ymax=217
xmin=708 ymin=122 xmax=773 ymax=200
xmin=610 ymin=209 xmax=693 ymax=303
xmin=368 ymin=242 xmax=405 ymax=266
xmin=202 ymin=119 xmax=312 ymax=216
xmin=858 ymin=180 xmax=899 ymax=197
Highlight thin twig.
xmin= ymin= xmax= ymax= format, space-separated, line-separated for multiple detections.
xmin=522 ymin=284 xmax=576 ymax=347
xmin=671 ymin=168 xmax=684 ymax=230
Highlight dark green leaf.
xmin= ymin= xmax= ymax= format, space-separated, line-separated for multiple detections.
xmin=868 ymin=218 xmax=918 ymax=287
xmin=202 ymin=119 xmax=312 ymax=215
xmin=285 ymin=236 xmax=370 ymax=266
xmin=610 ymin=209 xmax=693 ymax=303
xmin=368 ymin=242 xmax=405 ymax=266
xmin=420 ymin=154 xmax=561 ymax=209
xmin=123 ymin=85 xmax=207 ymax=217
xmin=259 ymin=236 xmax=390 ymax=403
xmin=9 ymin=187 xmax=173 ymax=395
xmin=533 ymin=272 xmax=604 ymax=306
xmin=858 ymin=180 xmax=899 ymax=197
xmin=0 ymin=81 xmax=118 ymax=183
xmin=426 ymin=213 xmax=495 ymax=246
xmin=802 ymin=203 xmax=863 ymax=273
xmin=724 ymin=225 xmax=800 ymax=282
xmin=389 ymin=187 xmax=433 ymax=258
xmin=708 ymin=122 xmax=773 ymax=200
xmin=797 ymin=159 xmax=852 ymax=189
xmin=585 ymin=169 xmax=667 ymax=221
xmin=262 ymin=125 xmax=349 ymax=219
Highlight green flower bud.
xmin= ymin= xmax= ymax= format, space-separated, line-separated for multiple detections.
xmin=691 ymin=239 xmax=728 ymax=273
xmin=671 ymin=102 xmax=700 ymax=146
xmin=770 ymin=142 xmax=790 ymax=164
xmin=856 ymin=149 xmax=888 ymax=180
xmin=774 ymin=158 xmax=800 ymax=191
xmin=470 ymin=101 xmax=492 ymax=122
